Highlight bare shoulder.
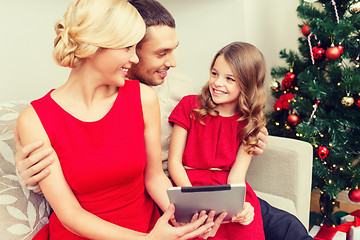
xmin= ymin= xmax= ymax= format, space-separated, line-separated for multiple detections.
xmin=17 ymin=105 xmax=49 ymax=147
xmin=17 ymin=105 xmax=38 ymax=128
xmin=139 ymin=83 xmax=159 ymax=107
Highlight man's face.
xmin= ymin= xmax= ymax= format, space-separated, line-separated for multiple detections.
xmin=127 ymin=25 xmax=178 ymax=86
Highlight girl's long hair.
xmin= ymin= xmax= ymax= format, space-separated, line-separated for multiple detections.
xmin=194 ymin=42 xmax=267 ymax=154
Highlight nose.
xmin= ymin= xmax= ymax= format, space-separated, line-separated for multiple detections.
xmin=164 ymin=52 xmax=176 ymax=68
xmin=130 ymin=52 xmax=139 ymax=64
xmin=214 ymin=76 xmax=225 ymax=86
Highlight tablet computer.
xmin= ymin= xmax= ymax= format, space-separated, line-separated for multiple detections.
xmin=167 ymin=183 xmax=246 ymax=222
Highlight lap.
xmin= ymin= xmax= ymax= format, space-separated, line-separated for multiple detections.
xmin=259 ymin=198 xmax=313 ymax=240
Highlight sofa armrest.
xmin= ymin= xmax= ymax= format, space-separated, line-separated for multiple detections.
xmin=246 ymin=135 xmax=313 ymax=229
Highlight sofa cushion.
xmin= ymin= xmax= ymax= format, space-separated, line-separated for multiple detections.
xmin=255 ymin=191 xmax=297 ymax=217
xmin=0 ymin=101 xmax=51 ymax=240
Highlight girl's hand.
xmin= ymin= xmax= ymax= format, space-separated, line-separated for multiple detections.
xmin=231 ymin=202 xmax=254 ymax=225
xmin=147 ymin=204 xmax=214 ymax=240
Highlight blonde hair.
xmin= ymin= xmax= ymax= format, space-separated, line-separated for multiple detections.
xmin=53 ymin=0 xmax=146 ymax=68
xmin=194 ymin=42 xmax=267 ymax=154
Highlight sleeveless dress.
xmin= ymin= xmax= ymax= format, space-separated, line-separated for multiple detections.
xmin=168 ymin=95 xmax=265 ymax=240
xmin=31 ymin=80 xmax=160 ymax=239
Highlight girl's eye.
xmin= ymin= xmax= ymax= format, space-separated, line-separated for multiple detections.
xmin=227 ymin=77 xmax=235 ymax=82
xmin=211 ymin=71 xmax=217 ymax=76
xmin=126 ymin=46 xmax=133 ymax=50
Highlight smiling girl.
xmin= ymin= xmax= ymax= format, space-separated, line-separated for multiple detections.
xmin=168 ymin=42 xmax=267 ymax=239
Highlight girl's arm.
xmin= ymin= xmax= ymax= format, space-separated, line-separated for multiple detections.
xmin=227 ymin=144 xmax=252 ymax=184
xmin=168 ymin=124 xmax=192 ymax=187
xmin=140 ymin=84 xmax=173 ymax=212
xmin=228 ymin=144 xmax=254 ymax=225
xmin=17 ymin=106 xmax=148 ymax=240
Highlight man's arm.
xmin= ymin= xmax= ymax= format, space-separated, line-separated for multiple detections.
xmin=14 ymin=127 xmax=54 ymax=193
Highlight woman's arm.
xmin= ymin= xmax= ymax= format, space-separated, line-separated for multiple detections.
xmin=140 ymin=84 xmax=174 ymax=212
xmin=227 ymin=144 xmax=252 ymax=184
xmin=17 ymin=106 xmax=148 ymax=240
xmin=167 ymin=124 xmax=192 ymax=187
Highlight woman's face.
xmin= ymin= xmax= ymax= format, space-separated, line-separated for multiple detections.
xmin=88 ymin=44 xmax=139 ymax=87
xmin=208 ymin=55 xmax=241 ymax=115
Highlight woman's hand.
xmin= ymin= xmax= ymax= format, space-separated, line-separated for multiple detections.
xmin=195 ymin=210 xmax=227 ymax=239
xmin=147 ymin=204 xmax=214 ymax=240
xmin=170 ymin=210 xmax=227 ymax=239
xmin=231 ymin=202 xmax=254 ymax=225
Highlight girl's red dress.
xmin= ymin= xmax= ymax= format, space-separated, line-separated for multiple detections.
xmin=31 ymin=80 xmax=159 ymax=239
xmin=169 ymin=95 xmax=265 ymax=240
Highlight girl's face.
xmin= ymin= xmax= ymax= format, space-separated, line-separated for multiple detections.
xmin=88 ymin=44 xmax=139 ymax=87
xmin=208 ymin=55 xmax=241 ymax=116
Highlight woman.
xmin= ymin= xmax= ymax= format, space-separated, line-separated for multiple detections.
xmin=17 ymin=0 xmax=213 ymax=239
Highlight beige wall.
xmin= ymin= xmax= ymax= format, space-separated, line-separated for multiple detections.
xmin=0 ymin=0 xmax=300 ymax=112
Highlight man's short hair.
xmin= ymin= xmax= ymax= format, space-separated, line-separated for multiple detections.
xmin=128 ymin=0 xmax=175 ymax=28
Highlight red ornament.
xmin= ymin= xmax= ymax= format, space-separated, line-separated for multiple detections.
xmin=355 ymin=98 xmax=360 ymax=107
xmin=312 ymin=46 xmax=326 ymax=60
xmin=287 ymin=114 xmax=300 ymax=126
xmin=301 ymin=24 xmax=311 ymax=36
xmin=273 ymin=93 xmax=295 ymax=111
xmin=316 ymin=146 xmax=329 ymax=159
xmin=348 ymin=189 xmax=360 ymax=203
xmin=326 ymin=46 xmax=341 ymax=60
xmin=281 ymin=72 xmax=296 ymax=90
xmin=337 ymin=45 xmax=344 ymax=55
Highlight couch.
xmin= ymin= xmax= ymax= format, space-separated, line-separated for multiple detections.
xmin=0 ymin=101 xmax=313 ymax=239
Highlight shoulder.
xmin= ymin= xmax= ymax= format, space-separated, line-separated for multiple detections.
xmin=17 ymin=105 xmax=38 ymax=128
xmin=139 ymin=83 xmax=159 ymax=112
xmin=178 ymin=95 xmax=199 ymax=108
xmin=17 ymin=105 xmax=48 ymax=146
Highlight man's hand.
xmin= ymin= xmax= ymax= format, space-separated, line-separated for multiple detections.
xmin=14 ymin=127 xmax=54 ymax=189
xmin=253 ymin=126 xmax=269 ymax=156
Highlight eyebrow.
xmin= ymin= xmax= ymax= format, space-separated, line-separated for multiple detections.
xmin=212 ymin=67 xmax=234 ymax=77
xmin=154 ymin=42 xmax=180 ymax=53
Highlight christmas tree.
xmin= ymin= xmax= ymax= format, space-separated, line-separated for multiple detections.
xmin=267 ymin=0 xmax=360 ymax=225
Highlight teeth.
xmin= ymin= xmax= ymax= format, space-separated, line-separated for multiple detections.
xmin=214 ymin=89 xmax=226 ymax=94
xmin=121 ymin=68 xmax=128 ymax=72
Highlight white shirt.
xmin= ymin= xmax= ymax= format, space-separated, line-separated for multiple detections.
xmin=152 ymin=70 xmax=198 ymax=175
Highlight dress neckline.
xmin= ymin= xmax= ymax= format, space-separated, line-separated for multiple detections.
xmin=47 ymin=88 xmax=121 ymax=124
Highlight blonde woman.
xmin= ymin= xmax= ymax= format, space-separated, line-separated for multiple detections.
xmin=17 ymin=0 xmax=213 ymax=239
xmin=168 ymin=42 xmax=267 ymax=239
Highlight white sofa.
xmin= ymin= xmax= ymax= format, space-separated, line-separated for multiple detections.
xmin=0 ymin=101 xmax=313 ymax=239
xmin=246 ymin=135 xmax=313 ymax=229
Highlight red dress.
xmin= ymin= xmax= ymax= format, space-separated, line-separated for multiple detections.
xmin=31 ymin=80 xmax=159 ymax=239
xmin=169 ymin=95 xmax=265 ymax=240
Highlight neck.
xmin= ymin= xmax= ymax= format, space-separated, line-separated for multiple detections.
xmin=56 ymin=65 xmax=118 ymax=108
xmin=214 ymin=103 xmax=238 ymax=117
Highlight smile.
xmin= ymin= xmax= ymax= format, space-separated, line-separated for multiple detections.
xmin=121 ymin=67 xmax=129 ymax=76
xmin=156 ymin=70 xmax=168 ymax=79
xmin=213 ymin=88 xmax=227 ymax=95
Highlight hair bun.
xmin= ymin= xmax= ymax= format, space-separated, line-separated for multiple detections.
xmin=53 ymin=20 xmax=79 ymax=68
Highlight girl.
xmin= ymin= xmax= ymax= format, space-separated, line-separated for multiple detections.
xmin=17 ymin=0 xmax=213 ymax=239
xmin=168 ymin=42 xmax=267 ymax=239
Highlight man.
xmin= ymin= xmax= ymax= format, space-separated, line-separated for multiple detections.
xmin=15 ymin=0 xmax=312 ymax=239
